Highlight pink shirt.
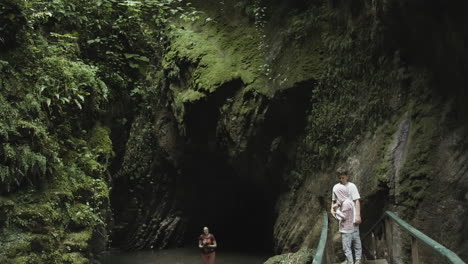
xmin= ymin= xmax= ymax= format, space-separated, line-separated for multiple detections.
xmin=333 ymin=184 xmax=356 ymax=233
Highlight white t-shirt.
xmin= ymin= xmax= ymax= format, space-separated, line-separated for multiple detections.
xmin=332 ymin=182 xmax=360 ymax=201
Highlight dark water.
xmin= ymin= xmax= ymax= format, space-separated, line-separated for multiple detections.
xmin=100 ymin=248 xmax=270 ymax=264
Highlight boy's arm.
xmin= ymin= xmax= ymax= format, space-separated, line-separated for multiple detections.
xmin=355 ymin=199 xmax=361 ymax=224
xmin=330 ymin=200 xmax=336 ymax=217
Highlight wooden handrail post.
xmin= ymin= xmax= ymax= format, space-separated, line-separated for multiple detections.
xmin=324 ymin=226 xmax=331 ymax=264
xmin=411 ymin=236 xmax=420 ymax=264
xmin=371 ymin=232 xmax=377 ymax=259
xmin=384 ymin=218 xmax=393 ymax=263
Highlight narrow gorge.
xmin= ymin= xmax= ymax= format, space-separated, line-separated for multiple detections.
xmin=1 ymin=0 xmax=467 ymax=263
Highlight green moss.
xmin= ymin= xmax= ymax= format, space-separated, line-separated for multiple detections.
xmin=69 ymin=203 xmax=102 ymax=229
xmin=0 ymin=230 xmax=33 ymax=259
xmin=63 ymin=229 xmax=93 ymax=252
xmin=0 ymin=198 xmax=15 ymax=226
xmin=9 ymin=256 xmax=35 ymax=264
xmin=177 ymin=89 xmax=206 ymax=103
xmin=163 ymin=18 xmax=266 ymax=93
xmin=398 ymin=103 xmax=440 ymax=212
xmin=370 ymin=118 xmax=408 ymax=189
xmin=72 ymin=177 xmax=109 ymax=212
xmin=30 ymin=234 xmax=58 ymax=252
xmin=62 ymin=127 xmax=114 ymax=178
xmin=14 ymin=203 xmax=61 ymax=233
xmin=61 ymin=252 xmax=90 ymax=264
xmin=263 ymin=248 xmax=314 ymax=264
xmin=163 ymin=17 xmax=270 ymax=126
xmin=173 ymin=89 xmax=207 ymax=124
xmin=88 ymin=124 xmax=115 ymax=161
xmin=0 ymin=163 xmax=109 ymax=262
xmin=266 ymin=17 xmax=325 ymax=89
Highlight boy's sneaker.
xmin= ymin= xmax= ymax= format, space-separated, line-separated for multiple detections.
xmin=355 ymin=260 xmax=362 ymax=264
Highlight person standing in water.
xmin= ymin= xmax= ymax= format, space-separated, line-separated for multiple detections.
xmin=199 ymin=226 xmax=217 ymax=264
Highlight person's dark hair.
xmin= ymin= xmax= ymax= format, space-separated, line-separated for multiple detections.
xmin=336 ymin=167 xmax=349 ymax=176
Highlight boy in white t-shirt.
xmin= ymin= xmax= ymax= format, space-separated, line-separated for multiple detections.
xmin=331 ymin=168 xmax=362 ymax=264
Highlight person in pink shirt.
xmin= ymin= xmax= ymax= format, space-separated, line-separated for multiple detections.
xmin=198 ymin=226 xmax=217 ymax=264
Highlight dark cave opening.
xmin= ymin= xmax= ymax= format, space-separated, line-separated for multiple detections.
xmin=175 ymin=82 xmax=314 ymax=253
xmin=179 ymin=79 xmax=276 ymax=252
xmin=180 ymin=149 xmax=275 ymax=253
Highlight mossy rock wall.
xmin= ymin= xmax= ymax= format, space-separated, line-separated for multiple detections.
xmin=140 ymin=0 xmax=468 ymax=262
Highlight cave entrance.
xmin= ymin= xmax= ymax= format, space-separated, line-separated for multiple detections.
xmin=177 ymin=79 xmax=275 ymax=253
xmin=180 ymin=149 xmax=274 ymax=253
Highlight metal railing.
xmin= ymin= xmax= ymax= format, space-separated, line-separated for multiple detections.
xmin=312 ymin=212 xmax=329 ymax=264
xmin=362 ymin=211 xmax=465 ymax=264
xmin=313 ymin=210 xmax=465 ymax=264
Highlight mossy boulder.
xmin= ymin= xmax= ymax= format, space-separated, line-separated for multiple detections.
xmin=264 ymin=248 xmax=314 ymax=264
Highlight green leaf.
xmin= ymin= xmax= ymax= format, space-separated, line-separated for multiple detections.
xmin=39 ymin=85 xmax=46 ymax=94
xmin=135 ymin=56 xmax=149 ymax=62
xmin=74 ymin=99 xmax=82 ymax=109
xmin=121 ymin=1 xmax=141 ymax=6
xmin=77 ymin=94 xmax=85 ymax=102
xmin=87 ymin=38 xmax=101 ymax=44
xmin=124 ymin=53 xmax=139 ymax=59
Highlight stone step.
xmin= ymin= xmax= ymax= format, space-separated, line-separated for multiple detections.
xmin=334 ymin=260 xmax=388 ymax=264
xmin=365 ymin=259 xmax=389 ymax=264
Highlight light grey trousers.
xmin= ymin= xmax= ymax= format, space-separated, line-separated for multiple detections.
xmin=341 ymin=228 xmax=362 ymax=264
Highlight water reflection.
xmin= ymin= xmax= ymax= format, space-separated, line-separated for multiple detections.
xmin=100 ymin=247 xmax=269 ymax=264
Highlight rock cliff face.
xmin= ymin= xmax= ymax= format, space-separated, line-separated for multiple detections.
xmin=111 ymin=0 xmax=468 ymax=262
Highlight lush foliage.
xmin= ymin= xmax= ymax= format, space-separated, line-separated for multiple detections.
xmin=0 ymin=0 xmax=196 ymax=262
xmin=0 ymin=0 xmax=197 ymax=193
